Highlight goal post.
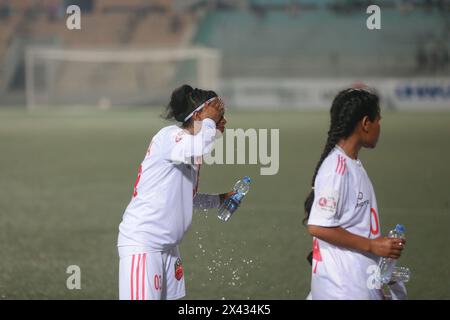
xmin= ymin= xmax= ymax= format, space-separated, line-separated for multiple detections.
xmin=25 ymin=47 xmax=221 ymax=110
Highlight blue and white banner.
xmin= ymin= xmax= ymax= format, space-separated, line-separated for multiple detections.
xmin=222 ymin=78 xmax=450 ymax=111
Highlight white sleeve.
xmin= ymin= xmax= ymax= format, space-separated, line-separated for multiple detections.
xmin=193 ymin=193 xmax=220 ymax=209
xmin=308 ymin=165 xmax=348 ymax=227
xmin=166 ymin=118 xmax=217 ymax=164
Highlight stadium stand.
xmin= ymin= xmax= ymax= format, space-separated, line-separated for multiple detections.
xmin=0 ymin=0 xmax=200 ymax=103
xmin=0 ymin=0 xmax=448 ymax=106
xmin=194 ymin=6 xmax=449 ymax=77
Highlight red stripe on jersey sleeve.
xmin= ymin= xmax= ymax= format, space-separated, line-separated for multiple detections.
xmin=340 ymin=158 xmax=346 ymax=175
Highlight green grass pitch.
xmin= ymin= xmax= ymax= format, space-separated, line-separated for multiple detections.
xmin=0 ymin=108 xmax=449 ymax=299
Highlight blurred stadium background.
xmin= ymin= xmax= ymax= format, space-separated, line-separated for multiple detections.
xmin=0 ymin=0 xmax=449 ymax=299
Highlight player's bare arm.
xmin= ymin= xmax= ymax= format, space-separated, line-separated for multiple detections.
xmin=308 ymin=225 xmax=405 ymax=259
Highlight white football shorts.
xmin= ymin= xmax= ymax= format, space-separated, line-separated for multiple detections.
xmin=118 ymin=246 xmax=185 ymax=300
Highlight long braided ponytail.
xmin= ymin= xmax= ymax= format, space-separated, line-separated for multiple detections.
xmin=303 ymin=88 xmax=380 ymax=226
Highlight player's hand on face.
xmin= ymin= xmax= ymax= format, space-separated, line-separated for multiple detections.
xmin=369 ymin=237 xmax=405 ymax=259
xmin=201 ymin=97 xmax=224 ymax=124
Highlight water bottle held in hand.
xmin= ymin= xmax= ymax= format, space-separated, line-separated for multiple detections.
xmin=391 ymin=266 xmax=410 ymax=283
xmin=217 ymin=176 xmax=251 ymax=222
xmin=377 ymin=224 xmax=406 ymax=284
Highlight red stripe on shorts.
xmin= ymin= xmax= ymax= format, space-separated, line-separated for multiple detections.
xmin=142 ymin=253 xmax=146 ymax=300
xmin=136 ymin=254 xmax=141 ymax=300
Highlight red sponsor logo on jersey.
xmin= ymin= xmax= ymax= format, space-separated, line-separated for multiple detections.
xmin=174 ymin=258 xmax=183 ymax=281
xmin=317 ymin=195 xmax=337 ymax=213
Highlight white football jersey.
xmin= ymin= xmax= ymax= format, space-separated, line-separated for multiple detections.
xmin=118 ymin=119 xmax=218 ymax=252
xmin=308 ymin=146 xmax=383 ymax=299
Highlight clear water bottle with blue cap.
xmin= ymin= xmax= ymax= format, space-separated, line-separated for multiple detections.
xmin=217 ymin=176 xmax=251 ymax=222
xmin=377 ymin=224 xmax=406 ymax=284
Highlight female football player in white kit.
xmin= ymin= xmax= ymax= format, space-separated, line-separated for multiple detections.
xmin=304 ymin=88 xmax=406 ymax=299
xmin=117 ymin=85 xmax=233 ymax=300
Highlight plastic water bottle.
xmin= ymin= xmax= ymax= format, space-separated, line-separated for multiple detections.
xmin=377 ymin=224 xmax=405 ymax=284
xmin=217 ymin=176 xmax=251 ymax=222
xmin=391 ymin=266 xmax=411 ymax=283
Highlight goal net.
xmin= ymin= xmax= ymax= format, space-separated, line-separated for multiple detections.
xmin=25 ymin=47 xmax=221 ymax=110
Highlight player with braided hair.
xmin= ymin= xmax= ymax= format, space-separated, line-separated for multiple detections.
xmin=304 ymin=88 xmax=406 ymax=299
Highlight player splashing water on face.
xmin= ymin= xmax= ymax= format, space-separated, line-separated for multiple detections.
xmin=117 ymin=85 xmax=233 ymax=300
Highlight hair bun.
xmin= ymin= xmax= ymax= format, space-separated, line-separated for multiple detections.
xmin=170 ymin=84 xmax=193 ymax=121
